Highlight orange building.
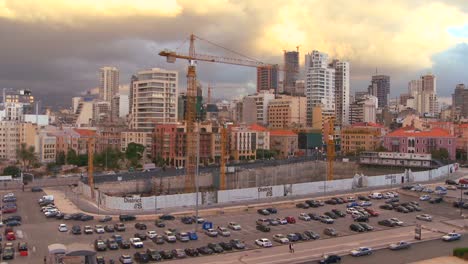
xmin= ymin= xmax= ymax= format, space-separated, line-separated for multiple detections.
xmin=269 ymin=130 xmax=298 ymax=158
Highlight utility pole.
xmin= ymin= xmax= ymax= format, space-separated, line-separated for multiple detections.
xmin=195 ymin=126 xmax=200 ymax=232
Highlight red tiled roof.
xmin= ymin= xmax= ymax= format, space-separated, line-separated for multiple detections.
xmin=458 ymin=124 xmax=468 ymax=128
xmin=351 ymin=122 xmax=384 ymax=128
xmin=269 ymin=130 xmax=297 ymax=136
xmin=74 ymin=129 xmax=96 ymax=137
xmin=248 ymin=124 xmax=268 ymax=132
xmin=386 ymin=127 xmax=453 ymax=138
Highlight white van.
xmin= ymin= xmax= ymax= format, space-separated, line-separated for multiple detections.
xmin=38 ymin=195 xmax=54 ymax=203
xmin=368 ymin=192 xmax=383 ymax=199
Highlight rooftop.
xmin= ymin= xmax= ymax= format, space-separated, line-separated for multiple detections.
xmin=270 ymin=130 xmax=297 ymax=136
xmin=351 ymin=122 xmax=384 ymax=128
xmin=386 ymin=127 xmax=454 ymax=138
xmin=73 ymin=129 xmax=96 ymax=137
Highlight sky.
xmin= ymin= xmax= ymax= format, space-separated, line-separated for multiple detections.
xmin=0 ymin=0 xmax=468 ymax=109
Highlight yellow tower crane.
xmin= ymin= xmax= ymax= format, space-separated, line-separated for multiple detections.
xmin=326 ymin=117 xmax=335 ymax=181
xmin=159 ymin=34 xmax=296 ymax=193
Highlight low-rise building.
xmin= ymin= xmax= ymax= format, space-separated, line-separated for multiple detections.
xmin=230 ymin=124 xmax=270 ymax=161
xmin=341 ymin=122 xmax=384 ymax=154
xmin=121 ymin=130 xmax=152 ymax=152
xmin=383 ymin=127 xmax=456 ymax=160
xmin=269 ymin=130 xmax=298 ymax=158
xmin=267 ymin=96 xmax=307 ymax=129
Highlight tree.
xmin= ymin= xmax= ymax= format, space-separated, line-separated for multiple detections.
xmin=94 ymin=147 xmax=124 ymax=170
xmin=56 ymin=151 xmax=66 ymax=165
xmin=3 ymin=166 xmax=20 ymax=178
xmin=152 ymin=155 xmax=166 ymax=167
xmin=125 ymin=143 xmax=145 ymax=168
xmin=431 ymin=148 xmax=450 ymax=161
xmin=16 ymin=143 xmax=37 ymax=169
xmin=66 ymin=149 xmax=78 ymax=165
xmin=375 ymin=145 xmax=388 ymax=152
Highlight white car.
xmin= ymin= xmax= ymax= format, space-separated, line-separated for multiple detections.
xmin=146 ymin=230 xmax=157 ymax=239
xmin=347 ymin=208 xmax=358 ymax=214
xmin=217 ymin=226 xmax=231 ymax=237
xmin=129 ymin=237 xmax=144 ymax=248
xmin=255 ymin=238 xmax=273 ymax=248
xmin=299 ymin=213 xmax=311 ymax=221
xmin=446 ymin=185 xmax=457 ymax=190
xmin=273 ymin=234 xmax=289 ymax=244
xmin=119 ymin=255 xmax=133 ymax=264
xmin=389 ymin=218 xmax=404 ymax=226
xmin=228 ymin=222 xmax=242 ymax=230
xmin=416 ymin=214 xmax=432 ymax=222
xmin=277 ymin=218 xmax=288 ymax=225
xmin=205 ymin=228 xmax=218 ymax=237
xmin=350 ymin=247 xmax=373 ymax=256
xmin=419 ymin=195 xmax=431 ymax=201
xmin=94 ymin=225 xmax=105 ymax=234
xmin=369 ymin=192 xmax=383 ymax=199
xmin=383 ymin=192 xmax=393 ymax=199
xmin=347 ymin=196 xmax=356 ymax=202
xmin=3 ymin=193 xmax=15 ymax=198
xmin=163 ymin=230 xmax=177 ymax=242
xmin=442 ymin=232 xmax=461 ymax=241
xmin=58 ymin=224 xmax=68 ymax=232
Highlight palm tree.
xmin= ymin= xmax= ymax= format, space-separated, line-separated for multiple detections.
xmin=16 ymin=143 xmax=37 ymax=170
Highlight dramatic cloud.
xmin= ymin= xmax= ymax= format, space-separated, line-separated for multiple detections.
xmin=0 ymin=0 xmax=467 ymax=107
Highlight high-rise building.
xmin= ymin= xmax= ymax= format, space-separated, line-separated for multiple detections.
xmin=452 ymin=84 xmax=468 ymax=119
xmin=305 ymin=50 xmax=335 ymax=127
xmin=368 ymin=75 xmax=390 ymax=108
xmin=129 ymin=68 xmax=178 ymax=132
xmin=408 ymin=74 xmax=438 ymax=115
xmin=283 ymin=50 xmax=299 ymax=95
xmin=99 ymin=66 xmax=119 ymax=102
xmin=257 ymin=65 xmax=279 ymax=93
xmin=329 ymin=59 xmax=350 ymax=126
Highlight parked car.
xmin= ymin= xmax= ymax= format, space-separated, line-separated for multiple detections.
xmin=419 ymin=195 xmax=431 ymax=201
xmin=256 ymin=224 xmax=270 ymax=232
xmin=106 ymin=239 xmax=119 ymax=250
xmin=84 ymin=226 xmax=93 ymax=234
xmin=71 ymin=225 xmax=81 ymax=235
xmin=197 ymin=246 xmax=214 ymax=255
xmin=204 ymin=228 xmax=218 ymax=237
xmin=207 ymin=242 xmax=224 ymax=253
xmin=285 ymin=216 xmax=296 ymax=224
xmin=323 ymin=228 xmax=337 ymax=237
xmin=114 ymin=223 xmax=126 ymax=232
xmin=380 ymin=204 xmax=393 ymax=210
xmin=350 ymin=223 xmax=365 ymax=232
xmin=104 ymin=225 xmax=114 ymax=232
xmin=176 ymin=232 xmax=190 ymax=242
xmin=217 ymin=226 xmax=231 ymax=237
xmin=219 ymin=241 xmax=233 ymax=251
xmin=299 ymin=213 xmax=311 ymax=221
xmin=359 ymin=223 xmax=374 ymax=231
xmin=304 ymin=230 xmax=320 ymax=240
xmin=129 ymin=237 xmax=144 ymax=248
xmin=378 ymin=219 xmax=396 ymax=227
xmin=257 ymin=209 xmax=270 ymax=216
xmin=319 ymin=215 xmax=334 ymax=224
xmin=94 ymin=225 xmax=105 ymax=234
xmin=266 ymin=207 xmax=277 ymax=214
xmin=287 ymin=233 xmax=299 ymax=242
xmin=230 ymin=239 xmax=246 ymax=249
xmin=429 ymin=197 xmax=443 ymax=204
xmin=119 ymin=215 xmax=136 ymax=221
xmin=446 ymin=179 xmax=457 ymax=185
xmin=135 ymin=223 xmax=147 ymax=230
xmin=94 ymin=239 xmax=107 ymax=251
xmin=155 ymin=220 xmax=165 ymax=228
xmin=324 ymin=211 xmax=338 ymax=219
xmin=158 ymin=215 xmax=174 ymax=222
xmin=228 ymin=222 xmax=242 ymax=230
xmin=331 ymin=209 xmax=346 ymax=217
xmin=31 ymin=187 xmax=43 ymax=192
xmin=119 ymin=255 xmax=133 ymax=264
xmin=99 ymin=215 xmax=112 ymax=222
xmin=350 ymin=247 xmax=373 ymax=256
xmin=171 ymin=248 xmax=187 ymax=258
xmin=134 ymin=251 xmax=150 ymax=263
xmin=296 ymin=202 xmax=310 ymax=209
xmin=146 ymin=249 xmax=162 ymax=261
xmin=389 ymin=218 xmax=404 ymax=226
xmin=134 ymin=232 xmax=147 ymax=241
xmin=389 ymin=241 xmax=410 ymax=250
xmin=184 ymin=248 xmax=199 ymax=257
xmin=163 ymin=230 xmax=177 ymax=242
xmin=255 ymin=238 xmax=272 ymax=247
xmin=273 ymin=234 xmax=289 ymax=244
xmin=58 ymin=224 xmax=68 ymax=232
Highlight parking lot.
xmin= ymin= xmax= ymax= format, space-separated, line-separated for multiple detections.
xmin=0 ymin=181 xmax=466 ymax=263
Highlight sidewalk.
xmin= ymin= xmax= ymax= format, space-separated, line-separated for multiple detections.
xmin=410 ymin=257 xmax=466 ymax=264
xmin=43 ymin=188 xmax=81 ymax=214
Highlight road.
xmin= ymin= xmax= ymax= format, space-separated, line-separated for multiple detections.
xmin=338 ymin=235 xmax=467 ymax=264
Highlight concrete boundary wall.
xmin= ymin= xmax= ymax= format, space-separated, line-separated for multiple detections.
xmin=84 ymin=164 xmax=457 ymax=211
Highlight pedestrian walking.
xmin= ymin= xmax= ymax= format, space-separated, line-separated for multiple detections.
xmin=44 ymin=256 xmax=47 ymax=264
xmin=291 ymin=242 xmax=295 ymax=253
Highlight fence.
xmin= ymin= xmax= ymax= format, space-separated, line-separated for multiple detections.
xmin=81 ymin=164 xmax=457 ymax=211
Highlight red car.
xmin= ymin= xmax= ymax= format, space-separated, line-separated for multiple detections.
xmin=285 ymin=216 xmax=296 ymax=224
xmin=2 ymin=207 xmax=17 ymax=214
xmin=6 ymin=232 xmax=16 ymax=241
xmin=364 ymin=208 xmax=379 ymax=217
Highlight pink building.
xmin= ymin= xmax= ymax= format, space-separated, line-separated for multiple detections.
xmin=383 ymin=127 xmax=456 ymax=160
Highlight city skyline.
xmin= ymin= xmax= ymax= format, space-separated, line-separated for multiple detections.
xmin=0 ymin=1 xmax=467 ymax=108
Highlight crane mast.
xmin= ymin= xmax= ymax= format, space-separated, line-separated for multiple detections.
xmin=326 ymin=117 xmax=335 ymax=181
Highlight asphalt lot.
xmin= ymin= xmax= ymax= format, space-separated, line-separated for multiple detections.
xmin=11 ymin=187 xmax=466 ymax=263
xmin=0 ymin=180 xmax=466 ymax=263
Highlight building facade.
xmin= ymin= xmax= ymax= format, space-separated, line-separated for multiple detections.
xmin=129 ymin=68 xmax=178 ymax=132
xmin=349 ymin=95 xmax=378 ymax=125
xmin=330 ymin=60 xmax=350 ymax=126
xmin=305 ymin=50 xmax=335 ymax=126
xmin=452 ymin=84 xmax=468 ymax=119
xmin=242 ymin=91 xmax=275 ymax=125
xmin=383 ymin=127 xmax=456 ymax=160
xmin=99 ymin=66 xmax=119 ymax=102
xmin=341 ymin=122 xmax=383 ymax=154
xmin=408 ymin=74 xmax=438 ymax=115
xmin=267 ymin=95 xmax=307 ymax=129
xmin=269 ymin=130 xmax=298 ymax=158
xmin=283 ymin=50 xmax=299 ymax=95
xmin=257 ymin=66 xmax=279 ymax=93
xmin=368 ymin=75 xmax=390 ymax=108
